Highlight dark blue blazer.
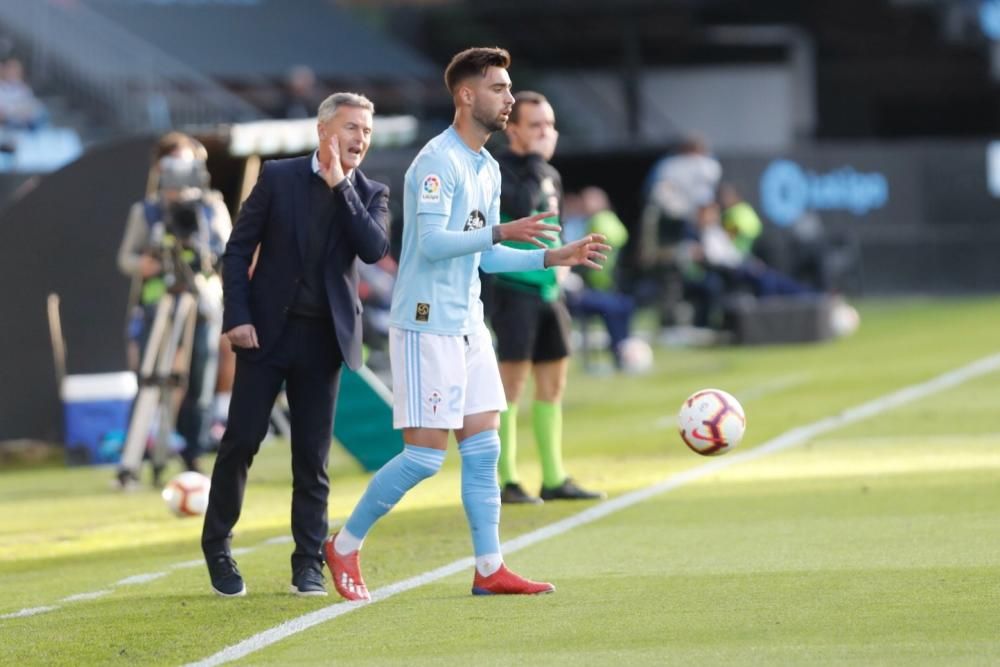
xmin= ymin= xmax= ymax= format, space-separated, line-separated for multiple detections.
xmin=221 ymin=156 xmax=390 ymax=370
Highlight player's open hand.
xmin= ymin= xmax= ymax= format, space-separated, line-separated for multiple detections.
xmin=226 ymin=323 xmax=260 ymax=349
xmin=545 ymin=233 xmax=611 ymax=270
xmin=498 ymin=211 xmax=561 ymax=248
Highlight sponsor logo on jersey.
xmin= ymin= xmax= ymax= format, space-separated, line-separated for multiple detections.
xmin=415 ymin=302 xmax=430 ymax=322
xmin=420 ymin=174 xmax=441 ymax=203
xmin=463 ymin=209 xmax=486 ymax=231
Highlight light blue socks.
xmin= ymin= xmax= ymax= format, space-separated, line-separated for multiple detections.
xmin=459 ymin=430 xmax=503 ymax=575
xmin=337 ymin=445 xmax=445 ymax=553
xmin=337 ymin=433 xmax=503 ymax=578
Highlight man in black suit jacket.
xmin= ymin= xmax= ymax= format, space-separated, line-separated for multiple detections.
xmin=202 ymin=92 xmax=390 ymax=597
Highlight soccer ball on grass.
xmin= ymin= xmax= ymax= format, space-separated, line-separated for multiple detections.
xmin=619 ymin=336 xmax=654 ymax=374
xmin=162 ymin=471 xmax=211 ymax=517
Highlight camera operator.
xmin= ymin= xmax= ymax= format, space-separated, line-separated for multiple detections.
xmin=117 ymin=132 xmax=232 ymax=477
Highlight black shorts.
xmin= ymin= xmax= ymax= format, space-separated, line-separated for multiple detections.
xmin=490 ymin=283 xmax=572 ymax=363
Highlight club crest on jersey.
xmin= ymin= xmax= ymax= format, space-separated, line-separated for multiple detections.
xmin=420 ymin=174 xmax=441 ymax=202
xmin=415 ymin=302 xmax=430 ymax=322
xmin=464 ymin=209 xmax=486 ymax=231
xmin=427 ymin=390 xmax=443 ymax=415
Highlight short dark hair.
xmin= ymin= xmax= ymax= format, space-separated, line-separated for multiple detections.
xmin=444 ymin=47 xmax=511 ymax=94
xmin=508 ymin=90 xmax=548 ymax=125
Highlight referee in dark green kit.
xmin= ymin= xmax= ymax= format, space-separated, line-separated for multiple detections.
xmin=490 ymin=91 xmax=604 ymax=504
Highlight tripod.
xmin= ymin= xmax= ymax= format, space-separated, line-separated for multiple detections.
xmin=116 ymin=290 xmax=198 ymax=488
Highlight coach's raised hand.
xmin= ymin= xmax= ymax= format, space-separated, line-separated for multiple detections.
xmin=319 ymin=137 xmax=346 ymax=189
xmin=496 ymin=210 xmax=560 ymax=248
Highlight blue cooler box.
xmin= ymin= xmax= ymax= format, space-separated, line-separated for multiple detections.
xmin=61 ymin=372 xmax=137 ymax=465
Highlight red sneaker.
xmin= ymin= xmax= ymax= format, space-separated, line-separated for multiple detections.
xmin=471 ymin=564 xmax=555 ymax=596
xmin=322 ymin=534 xmax=371 ymax=602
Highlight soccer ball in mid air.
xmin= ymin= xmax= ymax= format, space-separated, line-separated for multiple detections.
xmin=677 ymin=388 xmax=746 ymax=456
xmin=162 ymin=471 xmax=211 ymax=517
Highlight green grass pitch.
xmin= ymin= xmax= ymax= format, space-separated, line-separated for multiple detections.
xmin=2 ymin=297 xmax=999 ymax=665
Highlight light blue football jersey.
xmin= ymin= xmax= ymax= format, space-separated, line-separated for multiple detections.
xmin=389 ymin=127 xmax=502 ymax=335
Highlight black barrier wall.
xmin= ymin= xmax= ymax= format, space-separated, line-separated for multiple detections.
xmin=0 ymin=137 xmax=155 ymax=443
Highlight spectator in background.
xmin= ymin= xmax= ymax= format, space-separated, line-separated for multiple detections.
xmin=644 ymin=135 xmax=721 ymax=224
xmin=726 ymin=183 xmax=835 ymax=293
xmin=0 ymin=57 xmax=47 ymax=163
xmin=0 ymin=57 xmax=47 ymax=130
xmin=559 ymin=190 xmax=588 ymax=244
xmin=681 ymin=201 xmax=816 ymax=328
xmin=638 ymin=135 xmax=721 ymax=326
xmin=565 ymin=186 xmax=635 ymax=370
xmin=273 ymin=65 xmax=323 ymax=119
xmin=718 ymin=182 xmax=762 ymax=256
xmin=357 ymin=255 xmax=398 ymax=370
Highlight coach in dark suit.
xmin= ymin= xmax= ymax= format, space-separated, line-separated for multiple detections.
xmin=202 ymin=92 xmax=389 ymax=597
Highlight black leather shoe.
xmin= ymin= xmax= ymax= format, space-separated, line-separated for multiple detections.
xmin=540 ymin=478 xmax=606 ymax=501
xmin=290 ymin=562 xmax=327 ymax=597
xmin=500 ymin=482 xmax=543 ymax=505
xmin=207 ymin=554 xmax=246 ymax=597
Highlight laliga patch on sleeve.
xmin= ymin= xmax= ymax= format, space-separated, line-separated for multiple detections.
xmin=420 ymin=174 xmax=442 ymax=203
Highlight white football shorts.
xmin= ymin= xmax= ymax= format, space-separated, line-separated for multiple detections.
xmin=389 ymin=324 xmax=506 ymax=430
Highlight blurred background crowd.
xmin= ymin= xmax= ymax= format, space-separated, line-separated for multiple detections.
xmin=2 ymin=0 xmax=1000 ymax=458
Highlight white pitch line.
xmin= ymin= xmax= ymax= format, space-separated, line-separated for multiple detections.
xmin=186 ymin=351 xmax=1000 ymax=667
xmin=60 ymin=590 xmax=111 ymax=603
xmin=0 ymin=605 xmax=60 ymax=620
xmin=114 ymin=572 xmax=169 ymax=586
xmin=0 ymin=535 xmax=297 ymax=621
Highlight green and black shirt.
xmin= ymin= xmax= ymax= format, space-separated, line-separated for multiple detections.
xmin=495 ymin=149 xmax=563 ymax=303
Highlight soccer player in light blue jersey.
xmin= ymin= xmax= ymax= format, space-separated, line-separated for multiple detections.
xmin=323 ymin=47 xmax=611 ymax=600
